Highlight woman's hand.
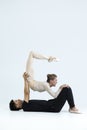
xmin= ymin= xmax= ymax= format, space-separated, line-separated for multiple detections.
xmin=59 ymin=84 xmax=70 ymax=90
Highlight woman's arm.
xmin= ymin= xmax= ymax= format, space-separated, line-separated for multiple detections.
xmin=45 ymin=84 xmax=69 ymax=98
xmin=45 ymin=83 xmax=62 ymax=98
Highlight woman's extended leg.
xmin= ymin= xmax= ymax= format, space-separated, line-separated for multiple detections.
xmin=26 ymin=51 xmax=57 ymax=79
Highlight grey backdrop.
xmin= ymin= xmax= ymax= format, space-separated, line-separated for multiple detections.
xmin=0 ymin=0 xmax=87 ymax=108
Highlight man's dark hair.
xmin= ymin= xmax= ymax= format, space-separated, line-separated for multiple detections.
xmin=9 ymin=100 xmax=21 ymax=111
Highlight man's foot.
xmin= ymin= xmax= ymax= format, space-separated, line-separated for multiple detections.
xmin=69 ymin=107 xmax=81 ymax=114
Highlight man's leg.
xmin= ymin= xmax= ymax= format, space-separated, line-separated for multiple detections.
xmin=66 ymin=87 xmax=75 ymax=108
xmin=56 ymin=87 xmax=75 ymax=111
xmin=48 ymin=87 xmax=75 ymax=112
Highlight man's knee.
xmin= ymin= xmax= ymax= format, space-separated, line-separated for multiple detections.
xmin=62 ymin=86 xmax=71 ymax=92
xmin=62 ymin=87 xmax=68 ymax=91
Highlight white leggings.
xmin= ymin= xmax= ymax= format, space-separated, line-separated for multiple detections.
xmin=25 ymin=51 xmax=61 ymax=98
xmin=26 ymin=51 xmax=50 ymax=80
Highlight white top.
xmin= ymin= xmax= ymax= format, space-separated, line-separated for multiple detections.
xmin=26 ymin=51 xmax=61 ymax=98
xmin=27 ymin=78 xmax=61 ymax=98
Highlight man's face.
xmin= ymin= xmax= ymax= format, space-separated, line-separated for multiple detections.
xmin=14 ymin=99 xmax=22 ymax=108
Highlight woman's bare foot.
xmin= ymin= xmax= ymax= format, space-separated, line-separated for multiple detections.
xmin=48 ymin=56 xmax=60 ymax=62
xmin=69 ymin=107 xmax=81 ymax=114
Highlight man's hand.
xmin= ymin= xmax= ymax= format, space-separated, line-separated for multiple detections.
xmin=59 ymin=84 xmax=70 ymax=90
xmin=23 ymin=72 xmax=29 ymax=81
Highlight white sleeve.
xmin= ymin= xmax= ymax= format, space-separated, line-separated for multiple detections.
xmin=44 ymin=83 xmax=61 ymax=98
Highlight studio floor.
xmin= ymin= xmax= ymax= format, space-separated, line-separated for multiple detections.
xmin=0 ymin=105 xmax=87 ymax=130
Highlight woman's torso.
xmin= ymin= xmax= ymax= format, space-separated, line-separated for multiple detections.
xmin=28 ymin=78 xmax=49 ymax=92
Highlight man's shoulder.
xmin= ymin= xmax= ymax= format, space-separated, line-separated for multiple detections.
xmin=22 ymin=100 xmax=29 ymax=106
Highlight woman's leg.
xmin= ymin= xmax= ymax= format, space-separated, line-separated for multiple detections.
xmin=26 ymin=51 xmax=35 ymax=79
xmin=26 ymin=51 xmax=57 ymax=79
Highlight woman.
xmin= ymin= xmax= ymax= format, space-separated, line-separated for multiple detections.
xmin=24 ymin=51 xmax=62 ymax=102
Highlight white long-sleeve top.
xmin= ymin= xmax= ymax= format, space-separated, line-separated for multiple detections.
xmin=29 ymin=80 xmax=61 ymax=98
xmin=26 ymin=51 xmax=61 ymax=98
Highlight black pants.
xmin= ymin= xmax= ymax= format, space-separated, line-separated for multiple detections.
xmin=47 ymin=87 xmax=75 ymax=112
xmin=23 ymin=87 xmax=75 ymax=112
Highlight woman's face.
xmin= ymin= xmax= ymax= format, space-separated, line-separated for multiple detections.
xmin=50 ymin=77 xmax=58 ymax=87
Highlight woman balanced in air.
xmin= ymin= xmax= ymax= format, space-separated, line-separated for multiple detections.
xmin=23 ymin=51 xmax=61 ymax=102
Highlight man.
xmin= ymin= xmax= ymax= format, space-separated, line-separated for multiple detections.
xmin=9 ymin=73 xmax=80 ymax=113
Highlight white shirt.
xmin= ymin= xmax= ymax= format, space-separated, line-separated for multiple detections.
xmin=26 ymin=51 xmax=60 ymax=98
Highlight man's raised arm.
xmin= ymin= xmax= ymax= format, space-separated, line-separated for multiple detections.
xmin=23 ymin=73 xmax=30 ymax=103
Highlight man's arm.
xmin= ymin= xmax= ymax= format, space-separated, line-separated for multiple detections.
xmin=23 ymin=73 xmax=30 ymax=103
